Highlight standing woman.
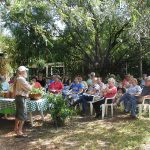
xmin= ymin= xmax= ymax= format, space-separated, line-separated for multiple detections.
xmin=14 ymin=66 xmax=32 ymax=137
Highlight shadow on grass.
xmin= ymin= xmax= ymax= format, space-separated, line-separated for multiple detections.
xmin=0 ymin=114 xmax=150 ymax=150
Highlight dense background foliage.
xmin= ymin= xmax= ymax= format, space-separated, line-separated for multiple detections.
xmin=0 ymin=0 xmax=150 ymax=77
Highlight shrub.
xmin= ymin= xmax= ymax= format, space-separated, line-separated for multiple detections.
xmin=47 ymin=94 xmax=74 ymax=127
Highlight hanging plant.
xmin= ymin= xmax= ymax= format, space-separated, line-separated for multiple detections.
xmin=36 ymin=59 xmax=46 ymax=70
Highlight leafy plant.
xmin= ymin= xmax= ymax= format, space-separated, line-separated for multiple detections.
xmin=47 ymin=94 xmax=74 ymax=126
xmin=30 ymin=87 xmax=44 ymax=95
xmin=36 ymin=59 xmax=46 ymax=69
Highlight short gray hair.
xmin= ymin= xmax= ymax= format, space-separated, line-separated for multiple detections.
xmin=108 ymin=78 xmax=116 ymax=84
xmin=145 ymin=76 xmax=150 ymax=82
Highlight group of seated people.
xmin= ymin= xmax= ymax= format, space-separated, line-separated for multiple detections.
xmin=43 ymin=72 xmax=150 ymax=119
xmin=1 ymin=72 xmax=150 ymax=119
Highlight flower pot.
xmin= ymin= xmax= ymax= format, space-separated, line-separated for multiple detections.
xmin=29 ymin=93 xmax=42 ymax=100
xmin=0 ymin=92 xmax=9 ymax=98
xmin=54 ymin=117 xmax=65 ymax=127
xmin=9 ymin=92 xmax=15 ymax=98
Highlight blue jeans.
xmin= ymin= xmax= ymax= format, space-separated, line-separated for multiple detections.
xmin=76 ymin=95 xmax=93 ymax=113
xmin=120 ymin=93 xmax=137 ymax=116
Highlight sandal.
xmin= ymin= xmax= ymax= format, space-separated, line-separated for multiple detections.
xmin=15 ymin=134 xmax=28 ymax=138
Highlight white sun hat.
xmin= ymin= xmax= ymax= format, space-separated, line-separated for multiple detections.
xmin=146 ymin=76 xmax=150 ymax=81
xmin=18 ymin=66 xmax=29 ymax=72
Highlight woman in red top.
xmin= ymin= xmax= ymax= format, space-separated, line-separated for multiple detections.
xmin=103 ymin=80 xmax=117 ymax=98
xmin=93 ymin=78 xmax=117 ymax=118
xmin=48 ymin=75 xmax=64 ymax=94
xmin=32 ymin=77 xmax=42 ymax=89
xmin=122 ymin=74 xmax=131 ymax=88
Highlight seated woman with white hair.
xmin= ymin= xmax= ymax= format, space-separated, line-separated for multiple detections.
xmin=93 ymin=78 xmax=117 ymax=118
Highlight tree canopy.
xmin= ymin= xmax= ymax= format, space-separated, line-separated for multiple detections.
xmin=0 ymin=0 xmax=150 ymax=76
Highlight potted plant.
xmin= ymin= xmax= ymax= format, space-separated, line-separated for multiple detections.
xmin=47 ymin=94 xmax=74 ymax=127
xmin=29 ymin=88 xmax=44 ymax=100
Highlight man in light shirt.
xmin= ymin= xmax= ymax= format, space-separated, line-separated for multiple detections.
xmin=14 ymin=66 xmax=32 ymax=137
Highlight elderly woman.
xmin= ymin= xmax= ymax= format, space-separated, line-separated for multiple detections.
xmin=71 ymin=77 xmax=101 ymax=115
xmin=119 ymin=78 xmax=142 ymax=118
xmin=93 ymin=78 xmax=117 ymax=118
xmin=48 ymin=75 xmax=64 ymax=94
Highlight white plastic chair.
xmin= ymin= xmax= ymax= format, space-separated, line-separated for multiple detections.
xmin=138 ymin=97 xmax=150 ymax=118
xmin=87 ymin=95 xmax=102 ymax=115
xmin=102 ymin=95 xmax=116 ymax=120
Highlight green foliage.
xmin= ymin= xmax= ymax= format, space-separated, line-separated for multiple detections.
xmin=2 ymin=0 xmax=55 ymax=65
xmin=47 ymin=94 xmax=74 ymax=126
xmin=30 ymin=87 xmax=44 ymax=95
xmin=1 ymin=0 xmax=150 ymax=76
xmin=50 ymin=0 xmax=150 ymax=75
xmin=35 ymin=59 xmax=46 ymax=69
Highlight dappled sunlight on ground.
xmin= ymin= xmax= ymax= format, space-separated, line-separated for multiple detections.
xmin=0 ymin=112 xmax=150 ymax=150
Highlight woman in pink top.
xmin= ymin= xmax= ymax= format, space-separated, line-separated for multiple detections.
xmin=103 ymin=81 xmax=117 ymax=98
xmin=93 ymin=78 xmax=117 ymax=118
xmin=122 ymin=74 xmax=131 ymax=88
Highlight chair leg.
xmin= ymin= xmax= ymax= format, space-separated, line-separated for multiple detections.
xmin=90 ymin=103 xmax=93 ymax=115
xmin=102 ymin=104 xmax=105 ymax=120
xmin=138 ymin=104 xmax=142 ymax=117
xmin=111 ymin=104 xmax=113 ymax=117
xmin=143 ymin=105 xmax=147 ymax=114
xmin=106 ymin=105 xmax=108 ymax=116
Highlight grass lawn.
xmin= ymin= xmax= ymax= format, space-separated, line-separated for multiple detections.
xmin=0 ymin=113 xmax=150 ymax=150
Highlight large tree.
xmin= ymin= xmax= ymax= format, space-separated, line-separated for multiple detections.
xmin=1 ymin=0 xmax=150 ymax=76
xmin=2 ymin=0 xmax=56 ymax=65
xmin=49 ymin=0 xmax=150 ymax=75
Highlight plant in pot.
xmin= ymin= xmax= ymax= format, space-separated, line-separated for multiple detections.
xmin=47 ymin=94 xmax=74 ymax=127
xmin=29 ymin=88 xmax=45 ymax=100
